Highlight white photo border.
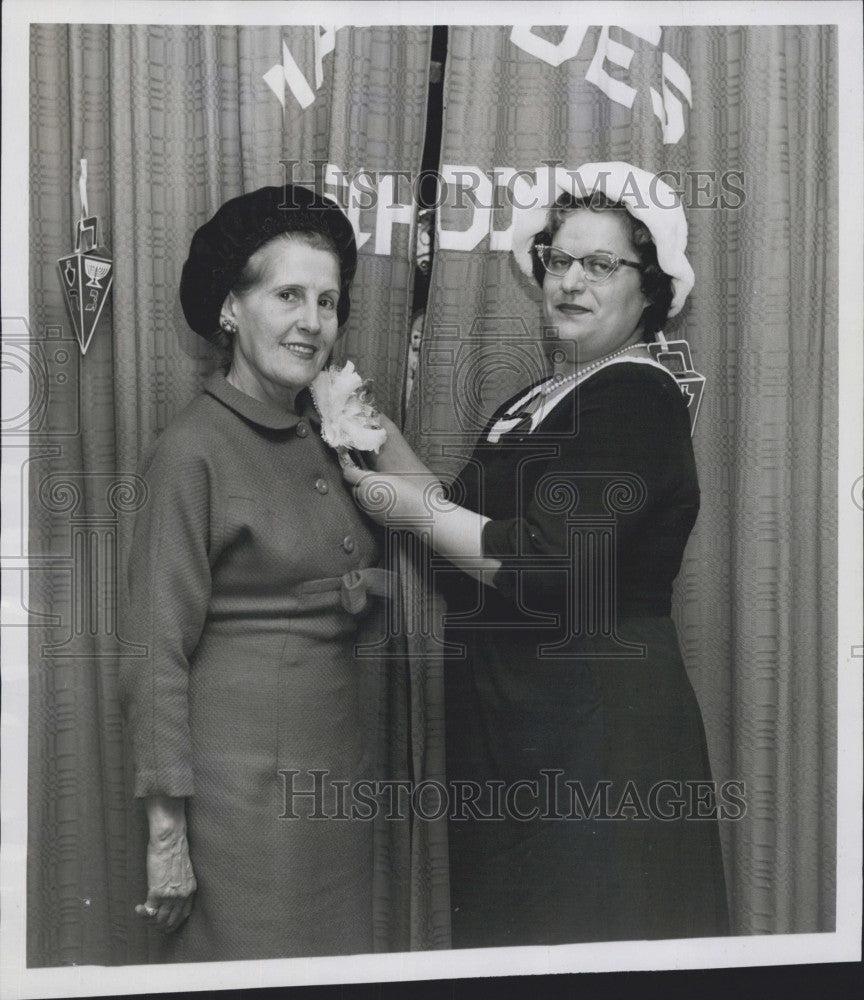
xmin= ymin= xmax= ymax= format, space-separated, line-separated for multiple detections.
xmin=2 ymin=1 xmax=861 ymax=997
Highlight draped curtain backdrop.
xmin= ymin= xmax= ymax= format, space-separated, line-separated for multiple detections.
xmin=27 ymin=23 xmax=435 ymax=966
xmin=407 ymin=24 xmax=837 ymax=936
xmin=27 ymin=21 xmax=837 ymax=968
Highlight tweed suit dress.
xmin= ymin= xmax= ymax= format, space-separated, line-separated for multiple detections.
xmin=121 ymin=373 xmax=384 ymax=961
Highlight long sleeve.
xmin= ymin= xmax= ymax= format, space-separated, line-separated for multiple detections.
xmin=119 ymin=431 xmax=214 ymax=797
xmin=479 ymin=365 xmax=699 ymax=615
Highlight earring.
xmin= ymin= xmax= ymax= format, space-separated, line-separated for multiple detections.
xmin=220 ymin=315 xmax=238 ymax=335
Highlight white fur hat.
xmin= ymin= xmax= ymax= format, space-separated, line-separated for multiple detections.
xmin=510 ymin=161 xmax=694 ymax=317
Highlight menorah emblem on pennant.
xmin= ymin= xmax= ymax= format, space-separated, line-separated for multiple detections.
xmin=646 ymin=336 xmax=707 ymax=435
xmin=57 ymin=215 xmax=114 ymax=355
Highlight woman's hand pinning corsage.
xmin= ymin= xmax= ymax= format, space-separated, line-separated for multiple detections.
xmin=310 ymin=361 xmax=388 ymax=462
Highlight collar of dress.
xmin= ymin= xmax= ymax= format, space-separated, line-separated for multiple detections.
xmin=486 ymin=355 xmax=679 ymax=443
xmin=203 ymin=372 xmax=321 ymax=431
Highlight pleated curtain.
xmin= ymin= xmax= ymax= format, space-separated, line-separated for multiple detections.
xmin=27 ymin=23 xmax=433 ymax=966
xmin=26 ymin=21 xmax=838 ymax=969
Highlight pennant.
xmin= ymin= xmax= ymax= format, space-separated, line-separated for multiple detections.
xmin=646 ymin=336 xmax=706 ymax=434
xmin=57 ymin=216 xmax=113 ymax=355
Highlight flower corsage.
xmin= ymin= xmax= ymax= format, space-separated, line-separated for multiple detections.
xmin=310 ymin=361 xmax=387 ymax=465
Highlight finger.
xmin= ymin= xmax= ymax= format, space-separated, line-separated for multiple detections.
xmin=163 ymin=899 xmax=187 ymax=933
xmin=161 ymin=901 xmax=179 ymax=932
xmin=180 ymin=896 xmax=195 ymax=925
xmin=341 ymin=462 xmax=367 ymax=485
xmin=154 ymin=901 xmax=173 ymax=927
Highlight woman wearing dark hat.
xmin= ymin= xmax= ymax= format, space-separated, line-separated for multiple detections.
xmin=120 ymin=185 xmax=388 ymax=961
xmin=345 ymin=163 xmax=729 ymax=946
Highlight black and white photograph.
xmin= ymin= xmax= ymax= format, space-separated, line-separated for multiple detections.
xmin=1 ymin=1 xmax=861 ymax=996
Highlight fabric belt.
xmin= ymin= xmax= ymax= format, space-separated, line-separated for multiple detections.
xmin=292 ymin=567 xmax=396 ymax=615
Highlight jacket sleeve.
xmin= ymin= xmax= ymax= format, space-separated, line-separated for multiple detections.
xmin=119 ymin=435 xmax=214 ymax=797
xmin=479 ymin=367 xmax=697 ymax=609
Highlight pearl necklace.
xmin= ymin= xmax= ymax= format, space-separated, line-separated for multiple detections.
xmin=487 ymin=342 xmax=650 ymax=443
xmin=539 ymin=342 xmax=649 ymax=396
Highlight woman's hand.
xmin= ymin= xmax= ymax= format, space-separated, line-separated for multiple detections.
xmin=367 ymin=413 xmax=433 ymax=476
xmin=342 ymin=463 xmax=500 ymax=582
xmin=137 ymin=796 xmax=197 ymax=933
xmin=341 ymin=464 xmax=440 ymax=527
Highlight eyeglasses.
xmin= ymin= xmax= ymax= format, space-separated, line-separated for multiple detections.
xmin=533 ymin=245 xmax=644 ymax=283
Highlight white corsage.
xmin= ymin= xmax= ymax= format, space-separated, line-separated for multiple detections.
xmin=310 ymin=361 xmax=387 ymax=455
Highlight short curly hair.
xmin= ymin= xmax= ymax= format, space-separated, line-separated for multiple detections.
xmin=530 ymin=192 xmax=674 ymax=339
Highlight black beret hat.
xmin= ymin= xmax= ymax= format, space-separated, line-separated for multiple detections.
xmin=180 ymin=184 xmax=357 ymax=340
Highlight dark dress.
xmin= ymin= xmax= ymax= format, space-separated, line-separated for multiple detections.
xmin=120 ymin=374 xmax=386 ymax=961
xmin=442 ymin=359 xmax=729 ymax=947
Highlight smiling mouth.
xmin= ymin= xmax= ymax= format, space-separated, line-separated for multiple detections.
xmin=557 ymin=303 xmax=591 ymax=314
xmin=283 ymin=343 xmax=317 ymax=358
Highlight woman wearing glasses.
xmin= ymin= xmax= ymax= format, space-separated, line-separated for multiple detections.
xmin=345 ymin=163 xmax=729 ymax=947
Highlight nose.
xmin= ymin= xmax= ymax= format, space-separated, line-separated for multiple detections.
xmin=560 ymin=257 xmax=587 ymax=293
xmin=298 ymin=296 xmax=322 ymax=334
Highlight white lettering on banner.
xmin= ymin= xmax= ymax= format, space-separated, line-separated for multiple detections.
xmin=343 ymin=172 xmax=373 ymax=250
xmin=295 ymin=163 xmax=593 ymax=255
xmin=437 ymin=166 xmax=493 ymax=251
xmin=324 ymin=162 xmax=347 ymax=196
xmin=264 ymin=41 xmax=315 ymax=109
xmin=488 ymin=164 xmax=568 ymax=251
xmin=375 ymin=175 xmax=414 ymax=255
xmin=650 ymin=53 xmax=693 ymax=145
xmin=314 ymin=27 xmax=337 ymax=89
xmin=510 ymin=24 xmax=691 ymax=144
xmin=264 ymin=26 xmax=692 ymax=142
xmin=489 ymin=167 xmax=519 ymax=250
xmin=508 ymin=26 xmax=591 ymax=67
xmin=322 ymin=162 xmax=379 ymax=248
xmin=284 ymin=163 xmax=731 ymax=257
xmin=586 ymin=26 xmax=638 ymax=107
xmin=264 ymin=28 xmax=343 ymax=109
